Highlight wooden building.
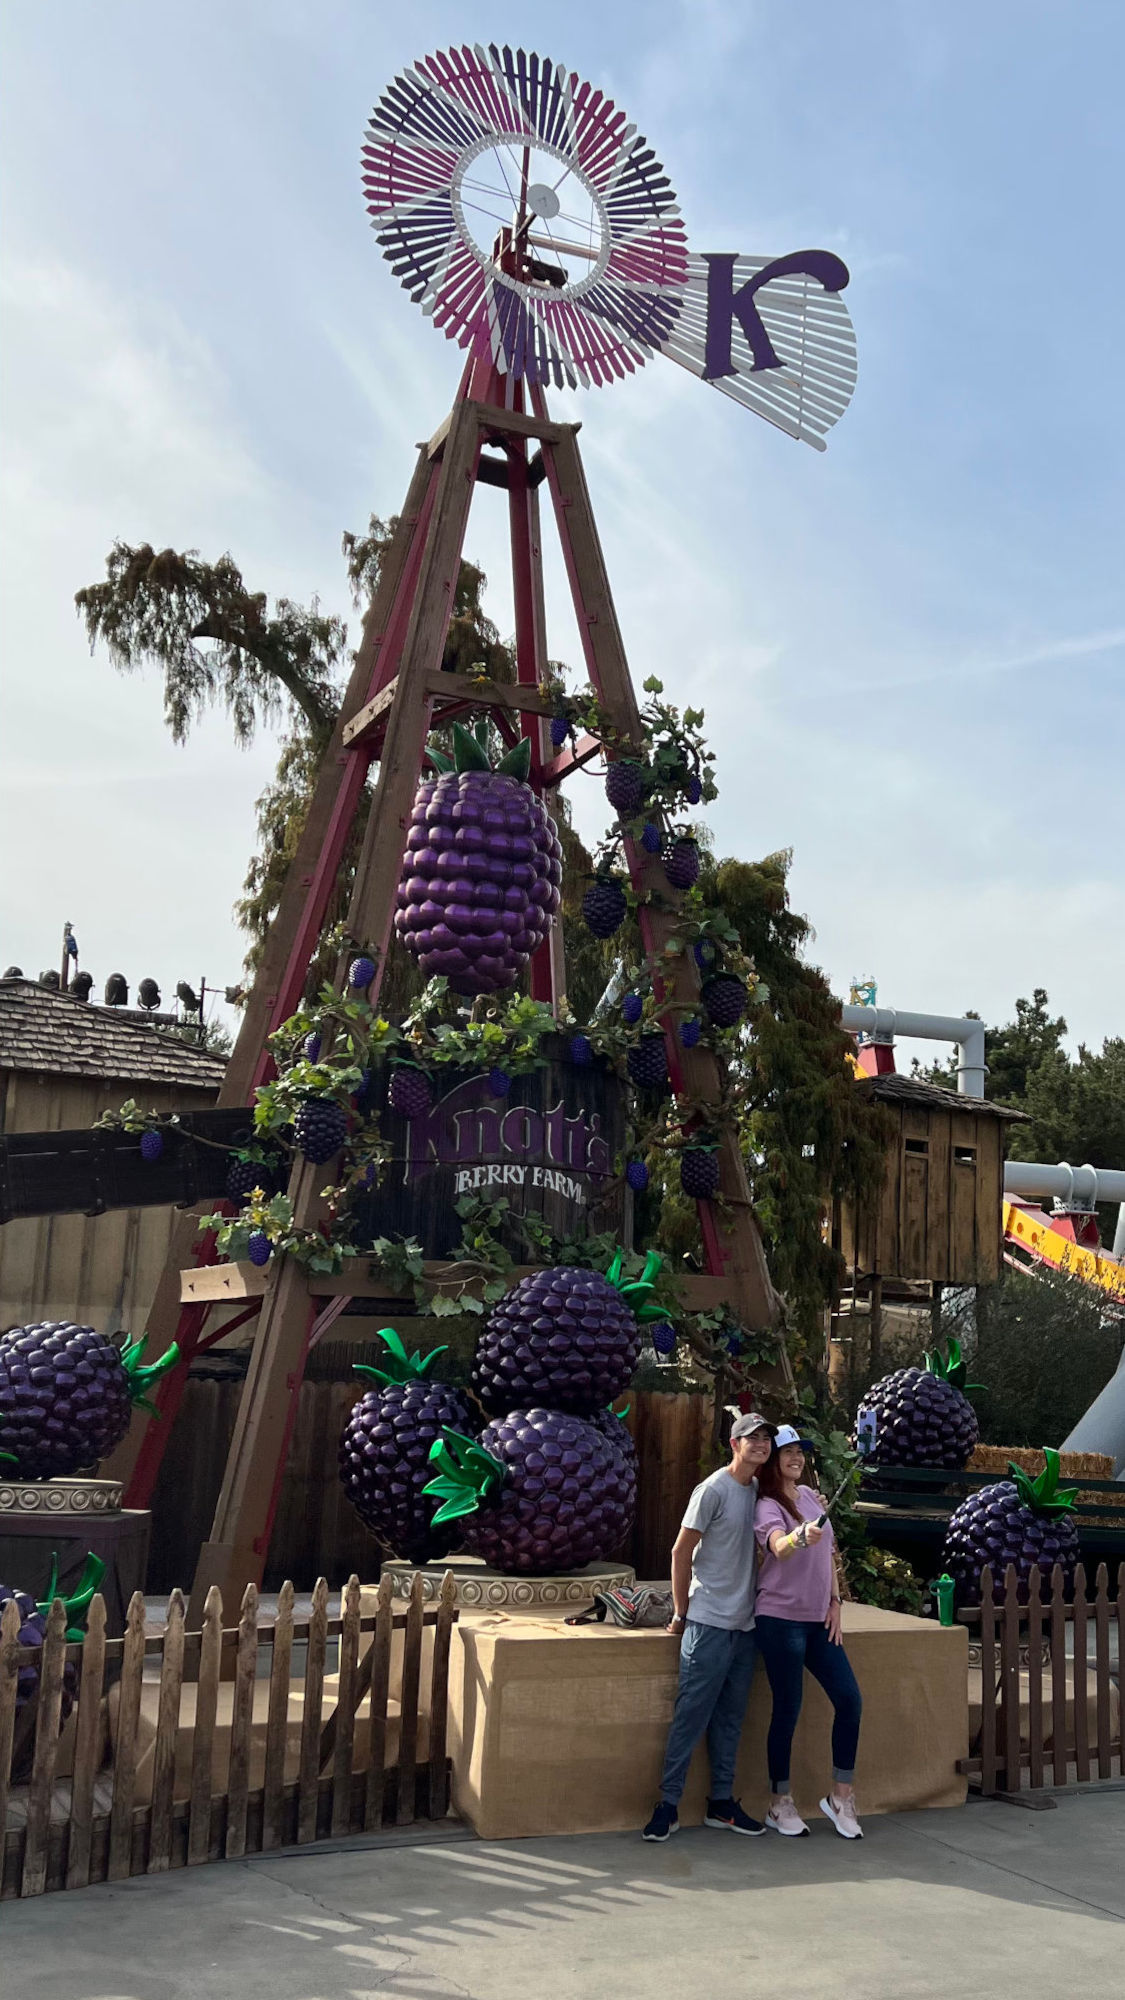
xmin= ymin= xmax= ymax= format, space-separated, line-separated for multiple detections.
xmin=837 ymin=1072 xmax=1027 ymax=1288
xmin=0 ymin=978 xmax=225 ymax=1331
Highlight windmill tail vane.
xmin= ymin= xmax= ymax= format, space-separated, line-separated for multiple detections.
xmin=363 ymin=42 xmax=857 ymax=449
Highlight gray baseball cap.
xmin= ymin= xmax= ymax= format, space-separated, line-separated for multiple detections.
xmin=730 ymin=1411 xmax=777 ymax=1440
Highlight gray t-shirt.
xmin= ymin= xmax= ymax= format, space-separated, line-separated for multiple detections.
xmin=681 ymin=1468 xmax=759 ymax=1631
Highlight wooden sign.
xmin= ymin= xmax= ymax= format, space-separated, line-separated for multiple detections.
xmin=351 ymin=1041 xmax=626 ymax=1257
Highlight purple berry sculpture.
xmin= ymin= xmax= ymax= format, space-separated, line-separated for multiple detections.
xmin=569 ymin=1033 xmax=593 ymax=1066
xmin=338 ymin=1329 xmax=471 ymax=1563
xmin=395 ymin=724 xmax=563 ymax=996
xmin=388 ymin=1066 xmax=433 ymax=1121
xmin=680 ymin=1144 xmax=720 ymax=1200
xmin=650 ymin=1320 xmax=677 ymax=1359
xmin=582 ymin=875 xmax=628 ymax=939
xmin=640 ymin=821 xmax=662 ymax=855
xmin=856 ymin=1340 xmax=981 ymax=1470
xmin=680 ymin=1016 xmax=702 ymax=1049
xmin=349 ymin=954 xmax=377 ymax=990
xmin=0 ymin=1325 xmax=179 ymax=1479
xmin=589 ymin=1402 xmax=639 ymax=1481
xmin=701 ymin=972 xmax=748 ymax=1029
xmin=424 ymin=1411 xmax=635 ymax=1573
xmin=488 ymin=1066 xmax=511 ymax=1097
xmin=293 ymin=1098 xmax=348 ymax=1164
xmin=622 ymin=992 xmax=643 ymax=1025
xmin=225 ymin=1153 xmax=282 ymax=1204
xmin=304 ymin=1031 xmax=323 ymax=1063
xmin=685 ymin=774 xmax=703 ymax=805
xmin=626 ymin=1159 xmax=649 ymax=1192
xmin=662 ymin=838 xmax=701 ymax=891
xmin=627 ymin=1035 xmax=668 ymax=1091
xmin=605 ymin=761 xmax=648 ymax=817
xmin=139 ymin=1128 xmax=164 ymax=1164
xmin=941 ymin=1449 xmax=1081 ymax=1607
xmin=550 ymin=715 xmax=569 ymax=748
xmin=0 ymin=1553 xmax=106 ymax=1782
xmin=693 ymin=939 xmax=717 ymax=973
xmin=247 ymin=1230 xmax=272 ymax=1268
xmin=471 ymin=1251 xmax=665 ymax=1417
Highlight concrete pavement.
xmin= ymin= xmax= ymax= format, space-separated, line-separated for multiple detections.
xmin=2 ymin=1790 xmax=1122 ymax=1999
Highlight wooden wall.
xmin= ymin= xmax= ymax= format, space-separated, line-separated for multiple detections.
xmin=0 ymin=1070 xmax=218 ymax=1332
xmin=143 ymin=1377 xmax=716 ymax=1593
xmin=840 ymin=1102 xmax=1005 ymax=1286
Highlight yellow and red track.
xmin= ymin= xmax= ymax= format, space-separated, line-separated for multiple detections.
xmin=1003 ymin=1200 xmax=1125 ymax=1303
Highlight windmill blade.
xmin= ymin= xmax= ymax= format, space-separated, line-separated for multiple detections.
xmin=658 ymin=254 xmax=857 ymax=450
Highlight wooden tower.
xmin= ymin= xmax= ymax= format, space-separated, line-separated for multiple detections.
xmin=114 ymin=357 xmax=777 ymax=1617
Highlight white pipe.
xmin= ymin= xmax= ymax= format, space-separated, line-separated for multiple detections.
xmin=1003 ymin=1161 xmax=1125 ymax=1208
xmin=1115 ymin=1204 xmax=1125 ymax=1262
xmin=840 ymin=1005 xmax=988 ymax=1097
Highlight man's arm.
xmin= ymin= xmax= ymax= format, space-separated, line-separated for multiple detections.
xmin=667 ymin=1527 xmax=702 ymax=1634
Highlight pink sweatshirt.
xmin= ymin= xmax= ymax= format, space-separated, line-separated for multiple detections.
xmin=754 ymin=1485 xmax=835 ymax=1622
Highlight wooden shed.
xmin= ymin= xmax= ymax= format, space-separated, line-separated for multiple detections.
xmin=838 ymin=1072 xmax=1027 ymax=1287
xmin=0 ymin=979 xmax=225 ymax=1330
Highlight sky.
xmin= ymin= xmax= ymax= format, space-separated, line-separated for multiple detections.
xmin=1 ymin=1 xmax=1122 ymax=1068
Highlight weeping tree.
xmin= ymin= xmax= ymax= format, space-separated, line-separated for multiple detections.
xmin=76 ymin=524 xmax=604 ymax=1010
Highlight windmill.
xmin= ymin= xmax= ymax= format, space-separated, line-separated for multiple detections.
xmin=120 ymin=46 xmax=858 ymax=1616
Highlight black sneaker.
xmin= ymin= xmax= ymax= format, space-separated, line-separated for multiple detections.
xmin=704 ymin=1797 xmax=766 ymax=1836
xmin=642 ymin=1801 xmax=679 ymax=1841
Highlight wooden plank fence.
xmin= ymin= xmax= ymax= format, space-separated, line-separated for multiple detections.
xmin=959 ymin=1561 xmax=1124 ymax=1795
xmin=0 ymin=1570 xmax=457 ymax=1899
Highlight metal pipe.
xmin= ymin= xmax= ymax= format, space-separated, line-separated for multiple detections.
xmin=840 ymin=1005 xmax=988 ymax=1097
xmin=1115 ymin=1203 xmax=1125 ymax=1262
xmin=1003 ymin=1161 xmax=1125 ymax=1208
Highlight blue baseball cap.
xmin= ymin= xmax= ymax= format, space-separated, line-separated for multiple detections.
xmin=772 ymin=1423 xmax=815 ymax=1451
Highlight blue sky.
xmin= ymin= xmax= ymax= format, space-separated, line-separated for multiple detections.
xmin=2 ymin=2 xmax=1121 ymax=1064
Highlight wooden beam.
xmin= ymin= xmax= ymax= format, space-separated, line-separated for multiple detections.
xmin=475 ymin=453 xmax=510 ymax=490
xmin=469 ymin=399 xmax=576 ymax=447
xmin=180 ymin=1260 xmax=733 ymax=1311
xmin=541 ymin=731 xmax=602 ymax=785
xmin=342 ymin=668 xmax=566 ymax=750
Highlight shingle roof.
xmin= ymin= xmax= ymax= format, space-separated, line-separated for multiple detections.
xmin=0 ymin=979 xmax=227 ymax=1090
xmin=858 ymin=1069 xmax=1028 ymax=1121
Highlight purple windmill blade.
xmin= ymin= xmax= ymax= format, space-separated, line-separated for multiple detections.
xmin=362 ymin=47 xmax=688 ymax=389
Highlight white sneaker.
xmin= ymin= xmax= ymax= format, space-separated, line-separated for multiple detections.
xmin=820 ymin=1793 xmax=863 ymax=1839
xmin=765 ymin=1796 xmax=809 ymax=1837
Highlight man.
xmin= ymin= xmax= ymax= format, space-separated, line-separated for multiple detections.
xmin=642 ymin=1411 xmax=775 ymax=1841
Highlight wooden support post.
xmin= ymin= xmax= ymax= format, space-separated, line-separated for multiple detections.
xmin=533 ymin=401 xmax=777 ymax=1336
xmin=188 ymin=400 xmax=483 ymax=1615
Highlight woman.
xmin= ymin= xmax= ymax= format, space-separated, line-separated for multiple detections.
xmin=754 ymin=1424 xmax=863 ymax=1838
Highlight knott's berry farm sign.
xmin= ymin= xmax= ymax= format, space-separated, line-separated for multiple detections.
xmin=351 ymin=1045 xmax=626 ymax=1259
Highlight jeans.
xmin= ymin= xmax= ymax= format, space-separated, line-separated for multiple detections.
xmin=754 ymin=1614 xmax=862 ymax=1791
xmin=659 ymin=1619 xmax=759 ymax=1805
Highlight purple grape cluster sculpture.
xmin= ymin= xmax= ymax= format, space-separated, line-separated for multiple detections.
xmin=0 ymin=1553 xmax=106 ymax=1781
xmin=941 ymin=1449 xmax=1081 ymax=1607
xmin=0 ymin=1324 xmax=179 ymax=1479
xmin=388 ymin=1066 xmax=433 ymax=1121
xmin=680 ymin=1145 xmax=720 ymax=1200
xmin=294 ymin=1098 xmax=348 ymax=1164
xmin=425 ymin=1411 xmax=635 ymax=1573
xmin=339 ymin=1330 xmax=471 ymax=1563
xmin=856 ymin=1341 xmax=981 ymax=1470
xmin=471 ymin=1255 xmax=664 ymax=1416
xmin=395 ymin=725 xmax=562 ymax=995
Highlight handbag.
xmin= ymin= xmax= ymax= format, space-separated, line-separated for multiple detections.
xmin=564 ymin=1583 xmax=676 ymax=1628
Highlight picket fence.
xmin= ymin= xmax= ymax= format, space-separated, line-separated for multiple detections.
xmin=959 ymin=1561 xmax=1124 ymax=1795
xmin=0 ymin=1570 xmax=457 ymax=1899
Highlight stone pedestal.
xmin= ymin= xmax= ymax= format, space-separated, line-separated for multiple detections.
xmin=0 ymin=1478 xmax=149 ymax=1637
xmin=379 ymin=1556 xmax=635 ymax=1613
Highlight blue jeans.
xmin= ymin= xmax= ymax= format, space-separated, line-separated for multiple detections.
xmin=659 ymin=1620 xmax=759 ymax=1805
xmin=754 ymin=1615 xmax=862 ymax=1791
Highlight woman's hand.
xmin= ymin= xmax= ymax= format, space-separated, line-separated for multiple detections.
xmin=799 ymin=1521 xmax=824 ymax=1548
xmin=825 ymin=1598 xmax=843 ymax=1645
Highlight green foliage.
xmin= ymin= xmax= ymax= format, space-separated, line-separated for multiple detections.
xmin=199 ymin=1190 xmax=360 ymax=1276
xmin=846 ymin=1543 xmax=926 ymax=1615
xmin=75 ymin=541 xmax=343 ymax=746
xmin=947 ymin=1267 xmax=1123 ymax=1448
xmin=691 ymin=851 xmax=893 ymax=1353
